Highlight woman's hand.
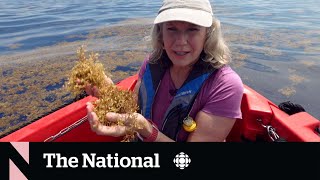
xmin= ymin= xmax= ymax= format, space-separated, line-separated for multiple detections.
xmin=86 ymin=102 xmax=152 ymax=138
xmin=77 ymin=75 xmax=113 ymax=98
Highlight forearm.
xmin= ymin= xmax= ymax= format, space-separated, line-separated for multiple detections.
xmin=138 ymin=120 xmax=175 ymax=142
xmin=155 ymin=132 xmax=175 ymax=142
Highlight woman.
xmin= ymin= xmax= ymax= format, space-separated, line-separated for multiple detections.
xmin=86 ymin=0 xmax=243 ymax=142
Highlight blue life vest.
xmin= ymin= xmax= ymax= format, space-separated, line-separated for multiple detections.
xmin=138 ymin=54 xmax=216 ymax=141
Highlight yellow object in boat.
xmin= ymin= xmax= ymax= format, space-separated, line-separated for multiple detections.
xmin=183 ymin=116 xmax=197 ymax=132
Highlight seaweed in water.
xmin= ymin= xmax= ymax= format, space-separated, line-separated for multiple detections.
xmin=65 ymin=45 xmax=143 ymax=142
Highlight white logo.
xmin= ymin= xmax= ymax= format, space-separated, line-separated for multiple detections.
xmin=176 ymin=90 xmax=192 ymax=98
xmin=173 ymin=152 xmax=191 ymax=170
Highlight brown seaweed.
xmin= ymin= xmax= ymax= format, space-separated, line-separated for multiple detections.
xmin=65 ymin=46 xmax=142 ymax=142
xmin=65 ymin=45 xmax=108 ymax=97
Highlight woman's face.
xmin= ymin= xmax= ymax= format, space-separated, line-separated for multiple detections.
xmin=162 ymin=21 xmax=207 ymax=68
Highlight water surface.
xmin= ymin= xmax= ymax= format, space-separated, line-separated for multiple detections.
xmin=0 ymin=0 xmax=319 ymax=136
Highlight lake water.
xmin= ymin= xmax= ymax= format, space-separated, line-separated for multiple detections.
xmin=0 ymin=0 xmax=319 ymax=136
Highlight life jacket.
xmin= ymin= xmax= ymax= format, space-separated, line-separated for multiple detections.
xmin=138 ymin=54 xmax=216 ymax=141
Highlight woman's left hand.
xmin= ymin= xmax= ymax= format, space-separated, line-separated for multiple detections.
xmin=86 ymin=102 xmax=152 ymax=137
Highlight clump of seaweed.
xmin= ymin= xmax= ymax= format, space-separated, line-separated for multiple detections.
xmin=94 ymin=85 xmax=142 ymax=142
xmin=65 ymin=45 xmax=107 ymax=97
xmin=66 ymin=45 xmax=143 ymax=142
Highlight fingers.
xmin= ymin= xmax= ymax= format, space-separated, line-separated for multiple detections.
xmin=106 ymin=112 xmax=131 ymax=125
xmin=92 ymin=86 xmax=100 ymax=97
xmin=77 ymin=75 xmax=113 ymax=97
xmin=96 ymin=125 xmax=126 ymax=137
xmin=86 ymin=102 xmax=98 ymax=128
xmin=86 ymin=102 xmax=94 ymax=111
xmin=106 ymin=112 xmax=150 ymax=138
xmin=84 ymin=83 xmax=93 ymax=96
xmin=83 ymin=83 xmax=100 ymax=98
xmin=76 ymin=78 xmax=97 ymax=97
xmin=86 ymin=102 xmax=126 ymax=137
xmin=105 ymin=75 xmax=114 ymax=85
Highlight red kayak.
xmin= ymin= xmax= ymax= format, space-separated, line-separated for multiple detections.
xmin=1 ymin=74 xmax=319 ymax=142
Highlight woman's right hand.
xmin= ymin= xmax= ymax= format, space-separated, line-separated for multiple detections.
xmin=77 ymin=75 xmax=113 ymax=98
xmin=86 ymin=102 xmax=153 ymax=138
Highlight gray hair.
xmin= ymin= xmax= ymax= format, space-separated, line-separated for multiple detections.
xmin=149 ymin=19 xmax=231 ymax=69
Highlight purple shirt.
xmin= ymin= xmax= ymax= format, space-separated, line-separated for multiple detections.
xmin=138 ymin=57 xmax=243 ymax=129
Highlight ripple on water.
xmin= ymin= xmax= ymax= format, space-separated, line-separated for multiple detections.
xmin=0 ymin=126 xmax=7 ymax=132
xmin=243 ymin=60 xmax=278 ymax=73
xmin=8 ymin=114 xmax=28 ymax=127
xmin=44 ymin=94 xmax=57 ymax=103
xmin=16 ymin=87 xmax=28 ymax=94
xmin=2 ymin=69 xmax=13 ymax=77
xmin=45 ymin=79 xmax=66 ymax=91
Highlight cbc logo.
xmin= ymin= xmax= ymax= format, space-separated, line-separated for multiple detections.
xmin=173 ymin=152 xmax=191 ymax=169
